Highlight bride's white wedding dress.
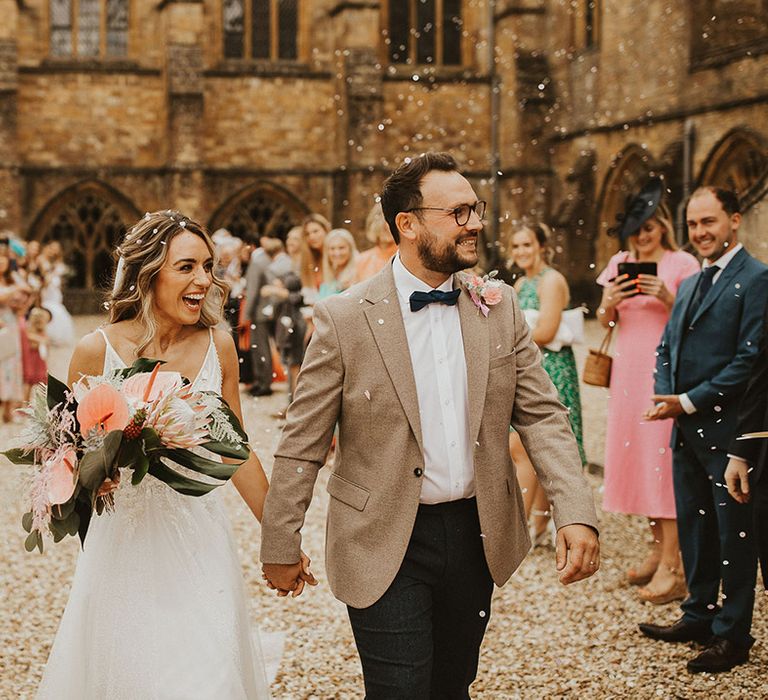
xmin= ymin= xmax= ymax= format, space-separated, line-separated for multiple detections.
xmin=37 ymin=329 xmax=272 ymax=699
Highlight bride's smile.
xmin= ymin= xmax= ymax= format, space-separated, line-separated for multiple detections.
xmin=152 ymin=231 xmax=214 ymax=325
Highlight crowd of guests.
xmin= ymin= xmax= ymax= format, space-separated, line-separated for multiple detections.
xmin=11 ymin=171 xmax=764 ymax=676
xmin=211 ymin=203 xmax=396 ymax=416
xmin=0 ymin=237 xmax=73 ymax=422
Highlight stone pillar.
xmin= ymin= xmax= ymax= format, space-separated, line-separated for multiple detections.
xmin=494 ymin=1 xmax=552 ymax=235
xmin=328 ymin=1 xmax=383 ymax=236
xmin=0 ymin=0 xmax=20 ymax=235
xmin=160 ymin=1 xmax=205 ymax=219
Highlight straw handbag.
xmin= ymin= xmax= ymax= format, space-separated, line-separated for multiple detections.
xmin=583 ymin=325 xmax=613 ymax=387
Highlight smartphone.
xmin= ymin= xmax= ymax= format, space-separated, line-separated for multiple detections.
xmin=616 ymin=262 xmax=657 ymax=295
xmin=617 ymin=262 xmax=657 ymax=281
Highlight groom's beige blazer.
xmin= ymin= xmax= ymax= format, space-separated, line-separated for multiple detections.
xmin=260 ymin=263 xmax=598 ymax=609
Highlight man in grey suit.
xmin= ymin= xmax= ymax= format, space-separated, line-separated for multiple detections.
xmin=243 ymin=236 xmax=281 ymax=396
xmin=640 ymin=187 xmax=768 ymax=673
xmin=260 ymin=152 xmax=599 ymax=698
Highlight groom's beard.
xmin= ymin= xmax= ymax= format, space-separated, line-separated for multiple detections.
xmin=416 ymin=227 xmax=479 ymax=275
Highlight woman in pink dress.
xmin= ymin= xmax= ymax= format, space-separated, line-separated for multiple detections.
xmin=597 ymin=179 xmax=700 ymax=604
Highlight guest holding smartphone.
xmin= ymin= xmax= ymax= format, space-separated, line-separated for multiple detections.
xmin=596 ymin=179 xmax=699 ymax=603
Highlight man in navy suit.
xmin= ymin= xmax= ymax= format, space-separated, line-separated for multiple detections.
xmin=639 ymin=187 xmax=768 ymax=673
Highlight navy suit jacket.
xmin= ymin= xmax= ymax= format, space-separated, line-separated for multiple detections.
xmin=728 ymin=301 xmax=768 ymax=483
xmin=654 ymin=246 xmax=768 ymax=454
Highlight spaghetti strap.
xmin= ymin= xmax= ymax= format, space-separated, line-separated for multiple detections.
xmin=97 ymin=328 xmax=127 ymax=373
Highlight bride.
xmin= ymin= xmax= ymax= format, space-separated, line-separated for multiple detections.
xmin=36 ymin=211 xmax=315 ymax=699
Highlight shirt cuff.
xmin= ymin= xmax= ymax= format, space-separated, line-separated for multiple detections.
xmin=726 ymin=454 xmax=750 ymax=465
xmin=679 ymin=393 xmax=696 ymax=414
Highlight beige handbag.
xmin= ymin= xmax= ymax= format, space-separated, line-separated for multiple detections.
xmin=583 ymin=326 xmax=613 ymax=387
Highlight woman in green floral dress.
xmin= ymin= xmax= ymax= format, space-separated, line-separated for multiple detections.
xmin=509 ymin=222 xmax=586 ymax=546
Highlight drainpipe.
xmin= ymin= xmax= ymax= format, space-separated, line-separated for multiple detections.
xmin=678 ymin=118 xmax=695 ymax=246
xmin=489 ymin=0 xmax=501 ymax=267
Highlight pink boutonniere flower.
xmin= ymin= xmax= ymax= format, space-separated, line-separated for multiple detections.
xmin=459 ymin=270 xmax=504 ymax=317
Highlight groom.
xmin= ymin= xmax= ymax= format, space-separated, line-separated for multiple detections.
xmin=260 ymin=152 xmax=599 ymax=698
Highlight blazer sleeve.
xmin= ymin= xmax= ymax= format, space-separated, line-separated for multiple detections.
xmin=687 ymin=269 xmax=768 ymax=411
xmin=508 ymin=289 xmax=599 ymax=532
xmin=654 ymin=319 xmax=675 ymax=395
xmin=260 ymin=301 xmax=344 ymax=564
xmin=728 ymin=302 xmax=768 ymax=463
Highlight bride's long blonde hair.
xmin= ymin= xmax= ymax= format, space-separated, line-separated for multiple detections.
xmin=107 ymin=210 xmax=228 ymax=356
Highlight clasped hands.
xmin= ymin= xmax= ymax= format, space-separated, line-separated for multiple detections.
xmin=555 ymin=524 xmax=600 ymax=585
xmin=262 ymin=551 xmax=318 ymax=598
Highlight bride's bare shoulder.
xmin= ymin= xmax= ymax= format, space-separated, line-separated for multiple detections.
xmin=68 ymin=329 xmax=108 ymax=384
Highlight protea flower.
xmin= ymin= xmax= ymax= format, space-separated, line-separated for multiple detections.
xmin=145 ymin=390 xmax=212 ymax=449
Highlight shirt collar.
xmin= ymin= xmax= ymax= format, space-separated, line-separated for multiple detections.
xmin=702 ymin=242 xmax=742 ymax=271
xmin=392 ymin=254 xmax=454 ymax=305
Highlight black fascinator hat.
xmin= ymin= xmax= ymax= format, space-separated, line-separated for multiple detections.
xmin=609 ymin=177 xmax=665 ymax=243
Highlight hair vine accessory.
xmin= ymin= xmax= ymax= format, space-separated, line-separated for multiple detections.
xmin=458 ymin=270 xmax=504 ymax=317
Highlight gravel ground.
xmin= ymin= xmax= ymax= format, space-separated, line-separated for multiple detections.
xmin=1 ymin=316 xmax=766 ymax=699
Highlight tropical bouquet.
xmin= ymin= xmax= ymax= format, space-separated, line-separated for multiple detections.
xmin=3 ymin=359 xmax=250 ymax=552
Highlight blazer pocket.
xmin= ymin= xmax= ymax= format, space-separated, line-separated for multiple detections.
xmin=489 ymin=352 xmax=515 ymax=370
xmin=326 ymin=472 xmax=370 ymax=512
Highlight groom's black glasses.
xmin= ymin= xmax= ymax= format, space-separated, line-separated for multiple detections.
xmin=405 ymin=200 xmax=487 ymax=227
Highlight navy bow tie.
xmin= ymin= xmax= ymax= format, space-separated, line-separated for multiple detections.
xmin=409 ymin=288 xmax=461 ymax=312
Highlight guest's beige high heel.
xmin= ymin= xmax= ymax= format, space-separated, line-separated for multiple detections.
xmin=638 ymin=566 xmax=688 ymax=605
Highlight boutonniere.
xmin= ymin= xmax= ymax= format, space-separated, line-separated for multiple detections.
xmin=459 ymin=270 xmax=504 ymax=317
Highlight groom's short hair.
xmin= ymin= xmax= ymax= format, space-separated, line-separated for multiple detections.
xmin=380 ymin=152 xmax=458 ymax=244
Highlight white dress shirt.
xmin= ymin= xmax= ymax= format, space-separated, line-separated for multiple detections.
xmin=392 ymin=255 xmax=475 ymax=504
xmin=680 ymin=242 xmax=743 ymax=414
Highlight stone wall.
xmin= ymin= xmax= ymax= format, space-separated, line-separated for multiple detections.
xmin=0 ymin=0 xmax=765 ymax=311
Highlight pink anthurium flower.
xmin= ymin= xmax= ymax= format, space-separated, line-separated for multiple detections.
xmin=47 ymin=448 xmax=78 ymax=505
xmin=76 ymin=383 xmax=131 ymax=436
xmin=122 ymin=366 xmax=183 ymax=404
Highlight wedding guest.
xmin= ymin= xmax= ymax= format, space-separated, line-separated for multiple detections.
xmin=20 ymin=305 xmax=50 ymax=399
xmin=0 ymin=254 xmax=26 ymax=421
xmin=353 ymin=202 xmax=398 ymax=283
xmin=284 ymin=225 xmax=304 ymax=273
xmin=509 ymin=221 xmax=585 ymax=547
xmin=319 ymin=228 xmax=358 ymax=299
xmin=300 ymin=213 xmax=331 ymax=299
xmin=243 ymin=235 xmax=275 ymax=396
xmin=259 ymin=230 xmax=307 ymax=414
xmin=596 ymin=179 xmax=700 ymax=603
xmin=725 ymin=300 xmax=768 ymax=591
xmin=38 ymin=241 xmax=75 ymax=347
xmin=639 ymin=187 xmax=768 ymax=673
xmin=235 ymin=241 xmax=255 ymax=384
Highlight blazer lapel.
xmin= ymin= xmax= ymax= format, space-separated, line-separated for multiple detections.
xmin=363 ymin=267 xmax=424 ymax=454
xmin=691 ymin=248 xmax=748 ymax=325
xmin=457 ymin=281 xmax=490 ymax=445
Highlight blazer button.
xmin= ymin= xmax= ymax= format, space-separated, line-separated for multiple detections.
xmin=414 ymin=468 xmax=423 ymax=477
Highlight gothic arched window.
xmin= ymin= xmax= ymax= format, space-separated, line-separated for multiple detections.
xmin=30 ymin=182 xmax=137 ymax=291
xmin=223 ymin=0 xmax=299 ymax=61
xmin=209 ymin=183 xmax=309 ymax=241
xmin=50 ymin=0 xmax=129 ymax=58
xmin=385 ymin=0 xmax=463 ymax=66
xmin=698 ymin=129 xmax=768 ymax=200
